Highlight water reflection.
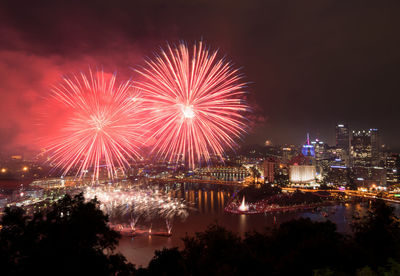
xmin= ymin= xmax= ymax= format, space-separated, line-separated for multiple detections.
xmin=118 ymin=182 xmax=381 ymax=267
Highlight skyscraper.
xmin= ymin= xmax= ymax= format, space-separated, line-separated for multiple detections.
xmin=311 ymin=139 xmax=326 ymax=161
xmin=302 ymin=133 xmax=315 ymax=158
xmin=386 ymin=154 xmax=398 ymax=185
xmin=263 ymin=158 xmax=276 ymax=183
xmin=335 ymin=124 xmax=350 ymax=166
xmin=351 ymin=130 xmax=372 ymax=167
xmin=370 ymin=128 xmax=380 ymax=166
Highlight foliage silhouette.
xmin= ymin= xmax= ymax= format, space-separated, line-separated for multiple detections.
xmin=0 ymin=193 xmax=134 ymax=276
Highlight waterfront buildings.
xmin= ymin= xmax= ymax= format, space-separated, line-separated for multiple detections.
xmin=196 ymin=166 xmax=250 ymax=181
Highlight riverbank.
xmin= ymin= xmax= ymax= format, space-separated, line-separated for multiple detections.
xmin=224 ymin=199 xmax=359 ymax=215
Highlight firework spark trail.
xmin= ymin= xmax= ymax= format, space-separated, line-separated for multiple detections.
xmin=84 ymin=186 xmax=188 ymax=225
xmin=136 ymin=42 xmax=250 ymax=168
xmin=46 ymin=70 xmax=144 ymax=180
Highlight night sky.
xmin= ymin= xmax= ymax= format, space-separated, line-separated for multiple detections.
xmin=1 ymin=0 xmax=400 ymax=154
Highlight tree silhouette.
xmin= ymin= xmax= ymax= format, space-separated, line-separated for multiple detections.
xmin=0 ymin=193 xmax=134 ymax=276
xmin=352 ymin=199 xmax=400 ymax=269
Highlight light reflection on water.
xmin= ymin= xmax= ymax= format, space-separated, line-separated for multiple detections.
xmin=117 ymin=182 xmax=371 ymax=267
xmin=3 ymin=180 xmax=395 ymax=268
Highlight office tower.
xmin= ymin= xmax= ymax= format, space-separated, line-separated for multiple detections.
xmin=351 ymin=130 xmax=372 ymax=167
xmin=386 ymin=154 xmax=399 ymax=185
xmin=311 ymin=139 xmax=325 ymax=161
xmin=263 ymin=158 xmax=276 ymax=183
xmin=301 ymin=133 xmax=315 ymax=157
xmin=370 ymin=128 xmax=380 ymax=166
xmin=335 ymin=124 xmax=350 ymax=166
xmin=281 ymin=146 xmax=294 ymax=163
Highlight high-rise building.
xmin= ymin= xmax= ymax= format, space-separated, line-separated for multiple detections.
xmin=351 ymin=130 xmax=372 ymax=167
xmin=263 ymin=158 xmax=277 ymax=183
xmin=335 ymin=124 xmax=350 ymax=166
xmin=386 ymin=154 xmax=399 ymax=185
xmin=302 ymin=133 xmax=315 ymax=158
xmin=311 ymin=138 xmax=326 ymax=178
xmin=370 ymin=128 xmax=380 ymax=166
xmin=311 ymin=139 xmax=326 ymax=161
xmin=281 ymin=146 xmax=295 ymax=163
xmin=353 ymin=166 xmax=387 ymax=187
xmin=350 ymin=128 xmax=381 ymax=168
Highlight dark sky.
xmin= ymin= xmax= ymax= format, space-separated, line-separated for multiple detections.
xmin=1 ymin=0 xmax=400 ymax=153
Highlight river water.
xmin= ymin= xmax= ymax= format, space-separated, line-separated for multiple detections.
xmin=117 ymin=182 xmax=369 ymax=267
xmin=0 ymin=180 xmax=391 ymax=268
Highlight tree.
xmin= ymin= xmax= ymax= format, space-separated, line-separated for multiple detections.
xmin=0 ymin=193 xmax=134 ymax=276
xmin=352 ymin=199 xmax=400 ymax=269
xmin=245 ymin=218 xmax=353 ymax=275
xmin=142 ymin=248 xmax=186 ymax=276
xmin=182 ymin=224 xmax=247 ymax=276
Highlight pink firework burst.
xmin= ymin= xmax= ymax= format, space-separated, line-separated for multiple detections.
xmin=46 ymin=70 xmax=143 ymax=180
xmin=136 ymin=42 xmax=250 ymax=168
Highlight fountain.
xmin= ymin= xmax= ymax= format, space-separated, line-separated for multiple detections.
xmin=238 ymin=196 xmax=249 ymax=212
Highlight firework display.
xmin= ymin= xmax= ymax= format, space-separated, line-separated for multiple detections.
xmin=45 ymin=42 xmax=251 ymax=179
xmin=136 ymin=42 xmax=250 ymax=168
xmin=46 ymin=71 xmax=143 ymax=180
xmin=84 ymin=186 xmax=189 ymax=233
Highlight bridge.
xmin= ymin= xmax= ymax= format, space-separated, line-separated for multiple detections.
xmin=149 ymin=177 xmax=247 ymax=187
xmin=282 ymin=187 xmax=400 ymax=204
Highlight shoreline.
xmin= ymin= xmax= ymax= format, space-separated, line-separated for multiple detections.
xmin=224 ymin=199 xmax=359 ymax=215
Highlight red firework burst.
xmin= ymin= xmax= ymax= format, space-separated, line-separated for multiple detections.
xmin=46 ymin=70 xmax=143 ymax=180
xmin=136 ymin=42 xmax=250 ymax=168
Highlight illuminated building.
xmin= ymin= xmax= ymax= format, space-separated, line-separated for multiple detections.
xmin=386 ymin=154 xmax=399 ymax=185
xmin=351 ymin=129 xmax=380 ymax=167
xmin=335 ymin=124 xmax=350 ymax=166
xmin=289 ymin=165 xmax=316 ymax=184
xmin=282 ymin=146 xmax=294 ymax=163
xmin=370 ymin=167 xmax=387 ymax=186
xmin=311 ymin=139 xmax=325 ymax=161
xmin=263 ymin=158 xmax=277 ymax=183
xmin=311 ymin=138 xmax=327 ymax=175
xmin=197 ymin=166 xmax=249 ymax=181
xmin=370 ymin=128 xmax=380 ymax=166
xmin=301 ymin=133 xmax=315 ymax=157
xmin=288 ymin=153 xmax=316 ymax=184
xmin=353 ymin=166 xmax=387 ymax=187
xmin=325 ymin=165 xmax=350 ymax=186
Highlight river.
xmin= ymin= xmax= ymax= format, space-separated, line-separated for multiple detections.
xmin=0 ymin=180 xmax=395 ymax=268
xmin=117 ymin=182 xmax=372 ymax=267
